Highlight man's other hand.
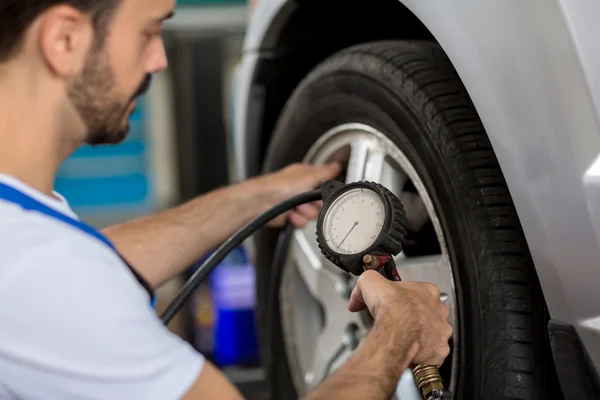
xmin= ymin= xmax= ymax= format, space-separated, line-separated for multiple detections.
xmin=249 ymin=162 xmax=342 ymax=228
xmin=348 ymin=270 xmax=453 ymax=367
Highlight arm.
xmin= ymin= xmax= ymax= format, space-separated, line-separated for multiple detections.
xmin=302 ymin=318 xmax=418 ymax=399
xmin=103 ymin=163 xmax=341 ymax=289
xmin=182 ymin=273 xmax=451 ymax=400
xmin=181 ymin=363 xmax=244 ymax=400
xmin=102 ymin=178 xmax=268 ymax=289
xmin=180 ymin=319 xmax=413 ymax=400
xmin=302 ymin=271 xmax=453 ymax=400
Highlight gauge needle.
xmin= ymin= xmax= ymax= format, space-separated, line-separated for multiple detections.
xmin=338 ymin=221 xmax=359 ymax=249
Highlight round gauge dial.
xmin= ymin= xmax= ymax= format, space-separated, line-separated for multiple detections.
xmin=322 ymin=188 xmax=386 ymax=255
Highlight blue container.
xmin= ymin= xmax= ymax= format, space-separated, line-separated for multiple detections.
xmin=209 ymin=247 xmax=260 ymax=367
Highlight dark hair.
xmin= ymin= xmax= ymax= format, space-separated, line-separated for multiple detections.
xmin=0 ymin=0 xmax=120 ymax=62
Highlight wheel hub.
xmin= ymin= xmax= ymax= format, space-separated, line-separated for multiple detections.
xmin=279 ymin=123 xmax=459 ymax=398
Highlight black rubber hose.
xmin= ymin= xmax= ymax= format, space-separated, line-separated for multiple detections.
xmin=160 ymin=189 xmax=322 ymax=325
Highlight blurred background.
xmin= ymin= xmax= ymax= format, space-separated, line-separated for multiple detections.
xmin=55 ymin=1 xmax=267 ymax=397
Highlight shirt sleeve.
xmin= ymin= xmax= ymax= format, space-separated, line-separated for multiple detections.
xmin=0 ymin=236 xmax=206 ymax=400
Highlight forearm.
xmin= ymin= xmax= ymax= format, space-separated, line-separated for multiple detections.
xmin=303 ymin=318 xmax=418 ymax=400
xmin=102 ymin=178 xmax=268 ymax=289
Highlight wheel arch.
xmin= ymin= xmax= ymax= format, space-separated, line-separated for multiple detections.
xmin=237 ymin=0 xmax=436 ymax=180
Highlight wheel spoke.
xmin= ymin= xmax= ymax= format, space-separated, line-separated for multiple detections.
xmin=381 ymin=160 xmax=408 ymax=199
xmin=363 ymin=147 xmax=386 ymax=182
xmin=345 ymin=137 xmax=370 ymax=183
xmin=345 ymin=136 xmax=409 ymax=198
xmin=290 ymin=228 xmax=350 ymax=305
xmin=307 ymin=315 xmax=363 ymax=388
xmin=346 ymin=137 xmax=386 ymax=183
xmin=394 ymin=254 xmax=457 ymax=328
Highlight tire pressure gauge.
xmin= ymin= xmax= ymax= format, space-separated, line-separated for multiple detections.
xmin=316 ymin=180 xmax=408 ymax=276
xmin=315 ymin=179 xmax=450 ymax=400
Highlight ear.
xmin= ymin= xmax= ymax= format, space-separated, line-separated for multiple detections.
xmin=36 ymin=5 xmax=94 ymax=78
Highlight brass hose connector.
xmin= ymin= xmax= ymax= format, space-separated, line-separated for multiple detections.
xmin=363 ymin=254 xmax=377 ymax=268
xmin=413 ymin=364 xmax=444 ymax=399
xmin=363 ymin=254 xmax=450 ymax=399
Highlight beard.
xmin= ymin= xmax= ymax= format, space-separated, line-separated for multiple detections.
xmin=66 ymin=48 xmax=152 ymax=146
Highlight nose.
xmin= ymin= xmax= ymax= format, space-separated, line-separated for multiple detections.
xmin=147 ymin=38 xmax=169 ymax=73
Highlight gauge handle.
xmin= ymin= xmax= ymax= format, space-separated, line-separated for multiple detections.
xmin=362 ymin=255 xmax=453 ymax=400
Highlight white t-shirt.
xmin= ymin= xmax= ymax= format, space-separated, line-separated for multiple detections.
xmin=0 ymin=174 xmax=205 ymax=399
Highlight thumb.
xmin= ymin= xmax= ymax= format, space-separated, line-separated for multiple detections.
xmin=347 ymin=270 xmax=378 ymax=312
xmin=348 ymin=284 xmax=366 ymax=312
xmin=347 ymin=270 xmax=386 ymax=314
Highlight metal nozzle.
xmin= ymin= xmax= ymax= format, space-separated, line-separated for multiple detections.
xmin=363 ymin=254 xmax=377 ymax=268
xmin=413 ymin=364 xmax=444 ymax=399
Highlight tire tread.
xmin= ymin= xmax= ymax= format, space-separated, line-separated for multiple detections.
xmin=331 ymin=41 xmax=547 ymax=399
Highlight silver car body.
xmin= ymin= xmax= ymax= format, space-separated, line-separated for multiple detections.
xmin=231 ymin=0 xmax=600 ymax=374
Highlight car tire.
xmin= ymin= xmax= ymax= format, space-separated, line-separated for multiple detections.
xmin=254 ymin=40 xmax=554 ymax=399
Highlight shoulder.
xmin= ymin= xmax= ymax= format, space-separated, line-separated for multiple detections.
xmin=0 ymin=213 xmax=206 ymax=399
xmin=0 ymin=198 xmax=87 ymax=249
xmin=0 ymin=200 xmax=125 ymax=275
xmin=0 ymin=211 xmax=149 ymax=319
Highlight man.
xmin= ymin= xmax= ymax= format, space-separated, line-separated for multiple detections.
xmin=0 ymin=0 xmax=452 ymax=399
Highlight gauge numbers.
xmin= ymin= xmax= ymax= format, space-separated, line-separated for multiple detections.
xmin=322 ymin=188 xmax=386 ymax=255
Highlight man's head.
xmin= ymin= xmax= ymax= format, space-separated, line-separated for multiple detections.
xmin=0 ymin=0 xmax=173 ymax=145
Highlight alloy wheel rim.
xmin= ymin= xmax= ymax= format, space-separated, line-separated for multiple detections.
xmin=279 ymin=123 xmax=459 ymax=398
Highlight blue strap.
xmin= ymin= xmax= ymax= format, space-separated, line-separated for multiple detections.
xmin=0 ymin=182 xmax=156 ymax=308
xmin=0 ymin=183 xmax=115 ymax=249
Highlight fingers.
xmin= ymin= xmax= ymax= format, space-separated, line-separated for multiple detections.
xmin=444 ymin=323 xmax=454 ymax=344
xmin=288 ymin=211 xmax=308 ymax=228
xmin=296 ymin=202 xmax=320 ymax=219
xmin=432 ymin=325 xmax=452 ymax=366
xmin=422 ymin=282 xmax=441 ymax=302
xmin=420 ymin=343 xmax=451 ymax=367
xmin=411 ymin=283 xmax=453 ymax=367
xmin=347 ymin=270 xmax=386 ymax=314
xmin=412 ymin=318 xmax=452 ymax=367
xmin=290 ymin=162 xmax=342 ymax=188
xmin=288 ymin=201 xmax=324 ymax=228
xmin=419 ymin=327 xmax=452 ymax=367
xmin=347 ymin=288 xmax=366 ymax=312
xmin=312 ymin=162 xmax=343 ymax=182
xmin=440 ymin=302 xmax=450 ymax=320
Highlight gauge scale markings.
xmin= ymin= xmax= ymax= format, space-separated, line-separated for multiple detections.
xmin=322 ymin=188 xmax=386 ymax=255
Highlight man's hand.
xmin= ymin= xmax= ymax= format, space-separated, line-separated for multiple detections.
xmin=248 ymin=162 xmax=342 ymax=228
xmin=348 ymin=270 xmax=452 ymax=367
xmin=301 ymin=270 xmax=452 ymax=399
